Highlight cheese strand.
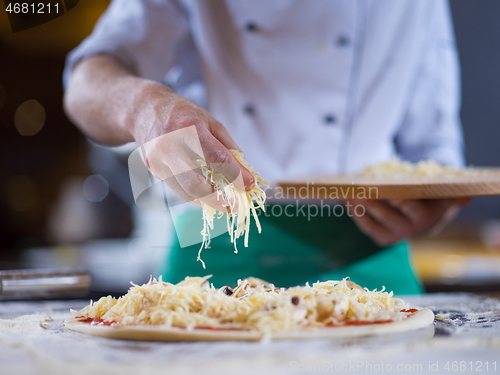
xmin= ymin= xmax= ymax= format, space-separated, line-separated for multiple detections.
xmin=196 ymin=150 xmax=269 ymax=268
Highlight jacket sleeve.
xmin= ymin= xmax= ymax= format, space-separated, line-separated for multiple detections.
xmin=395 ymin=0 xmax=465 ymax=168
xmin=63 ymin=0 xmax=189 ymax=87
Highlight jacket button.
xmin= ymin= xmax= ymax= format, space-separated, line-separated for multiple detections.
xmin=246 ymin=22 xmax=258 ymax=32
xmin=324 ymin=114 xmax=336 ymax=124
xmin=336 ymin=35 xmax=350 ymax=47
xmin=244 ymin=104 xmax=255 ymax=116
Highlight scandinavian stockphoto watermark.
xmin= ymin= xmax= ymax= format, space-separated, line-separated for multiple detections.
xmin=257 ymin=200 xmax=366 ymax=221
xmin=290 ymin=360 xmax=497 ymax=373
xmin=271 ymin=183 xmax=379 ymax=201
xmin=290 ymin=360 xmax=425 ymax=372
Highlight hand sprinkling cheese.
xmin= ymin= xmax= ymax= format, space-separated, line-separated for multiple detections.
xmin=195 ymin=150 xmax=269 ymax=268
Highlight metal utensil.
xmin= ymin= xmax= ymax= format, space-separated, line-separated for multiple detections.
xmin=0 ymin=268 xmax=91 ymax=300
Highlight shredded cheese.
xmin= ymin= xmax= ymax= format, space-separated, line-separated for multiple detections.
xmin=74 ymin=276 xmax=410 ymax=334
xmin=195 ymin=150 xmax=269 ymax=268
xmin=360 ymin=157 xmax=467 ymax=178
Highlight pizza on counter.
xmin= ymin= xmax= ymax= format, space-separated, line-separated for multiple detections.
xmin=65 ymin=276 xmax=433 ymax=341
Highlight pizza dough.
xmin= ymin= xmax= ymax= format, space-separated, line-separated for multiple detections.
xmin=65 ymin=309 xmax=434 ymax=342
xmin=64 ymin=277 xmax=435 ymax=341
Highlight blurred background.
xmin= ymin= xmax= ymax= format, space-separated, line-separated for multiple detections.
xmin=0 ymin=0 xmax=499 ymax=295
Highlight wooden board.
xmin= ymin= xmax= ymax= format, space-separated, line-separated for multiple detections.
xmin=64 ymin=309 xmax=434 ymax=342
xmin=276 ymin=168 xmax=500 ymax=200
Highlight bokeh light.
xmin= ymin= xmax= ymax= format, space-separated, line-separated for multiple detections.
xmin=6 ymin=175 xmax=38 ymax=212
xmin=14 ymin=99 xmax=46 ymax=136
xmin=83 ymin=174 xmax=109 ymax=202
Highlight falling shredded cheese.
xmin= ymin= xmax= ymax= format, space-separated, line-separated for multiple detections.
xmin=73 ymin=276 xmax=411 ymax=334
xmin=360 ymin=157 xmax=467 ymax=178
xmin=195 ymin=150 xmax=269 ymax=268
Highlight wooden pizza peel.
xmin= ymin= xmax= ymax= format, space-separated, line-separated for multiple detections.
xmin=276 ymin=168 xmax=500 ymax=200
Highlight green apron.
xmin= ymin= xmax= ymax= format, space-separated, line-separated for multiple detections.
xmin=160 ymin=204 xmax=424 ymax=295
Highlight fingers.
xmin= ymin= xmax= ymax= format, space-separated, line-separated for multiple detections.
xmin=350 ymin=208 xmax=399 ymax=247
xmin=151 ymin=164 xmax=227 ymax=211
xmin=388 ymin=199 xmax=456 ymax=229
xmin=208 ymin=120 xmax=255 ymax=191
xmin=354 ymin=200 xmax=414 ymax=238
xmin=388 ymin=199 xmax=439 ymax=228
xmin=164 ymin=173 xmax=201 ymax=207
xmin=208 ymin=119 xmax=240 ymax=151
xmin=199 ymin=124 xmax=255 ymax=191
xmin=163 ymin=153 xmax=228 ymax=211
xmin=174 ymin=168 xmax=228 ymax=211
xmin=348 ymin=198 xmax=467 ymax=246
xmin=143 ymin=132 xmax=226 ymax=210
xmin=177 ymin=118 xmax=255 ymax=191
xmin=425 ymin=204 xmax=461 ymax=237
xmin=136 ymin=94 xmax=256 ymax=213
xmin=141 ymin=156 xmax=202 ymax=207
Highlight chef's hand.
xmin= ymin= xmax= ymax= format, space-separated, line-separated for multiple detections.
xmin=65 ymin=55 xmax=254 ymax=210
xmin=132 ymin=86 xmax=255 ymax=210
xmin=345 ymin=198 xmax=471 ymax=246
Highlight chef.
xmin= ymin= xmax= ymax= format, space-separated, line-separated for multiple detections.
xmin=64 ymin=0 xmax=469 ymax=294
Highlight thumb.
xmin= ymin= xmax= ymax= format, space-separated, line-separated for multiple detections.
xmin=207 ymin=120 xmax=255 ymax=191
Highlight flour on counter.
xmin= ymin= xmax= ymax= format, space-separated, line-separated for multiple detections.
xmin=0 ymin=314 xmax=52 ymax=335
xmin=403 ymin=293 xmax=500 ymax=338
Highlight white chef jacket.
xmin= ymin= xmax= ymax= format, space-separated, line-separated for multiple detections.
xmin=64 ymin=0 xmax=464 ymax=186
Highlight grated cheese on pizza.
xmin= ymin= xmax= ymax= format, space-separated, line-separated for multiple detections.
xmin=360 ymin=157 xmax=467 ymax=178
xmin=195 ymin=150 xmax=269 ymax=268
xmin=72 ymin=276 xmax=411 ymax=334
